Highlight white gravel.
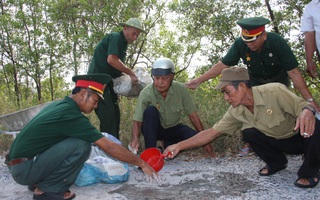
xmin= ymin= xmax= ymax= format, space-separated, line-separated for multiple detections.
xmin=1 ymin=154 xmax=319 ymax=200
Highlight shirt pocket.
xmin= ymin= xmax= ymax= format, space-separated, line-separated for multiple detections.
xmin=258 ymin=108 xmax=286 ymax=129
xmin=262 ymin=52 xmax=281 ymax=74
xmin=159 ymin=104 xmax=183 ymax=127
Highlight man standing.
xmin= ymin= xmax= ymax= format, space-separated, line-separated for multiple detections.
xmin=300 ymin=0 xmax=320 ymax=79
xmin=129 ymin=57 xmax=214 ymax=156
xmin=87 ymin=18 xmax=146 ymax=139
xmin=186 ymin=17 xmax=319 ymax=111
xmin=165 ymin=67 xmax=320 ymax=189
xmin=6 ymin=74 xmax=157 ymax=200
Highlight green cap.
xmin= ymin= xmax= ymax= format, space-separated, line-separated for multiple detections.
xmin=72 ymin=74 xmax=111 ymax=99
xmin=237 ymin=17 xmax=270 ymax=31
xmin=119 ymin=18 xmax=146 ymax=33
xmin=214 ymin=67 xmax=249 ymax=89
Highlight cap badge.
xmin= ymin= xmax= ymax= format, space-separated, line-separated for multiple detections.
xmin=243 ymin=29 xmax=250 ymax=35
xmin=246 ymin=53 xmax=251 ymax=61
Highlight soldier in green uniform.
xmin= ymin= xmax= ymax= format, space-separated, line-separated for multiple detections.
xmin=87 ymin=18 xmax=146 ymax=139
xmin=186 ymin=17 xmax=319 ymax=111
xmin=165 ymin=67 xmax=320 ymax=189
xmin=129 ymin=58 xmax=214 ymax=157
xmin=6 ymin=74 xmax=158 ymax=200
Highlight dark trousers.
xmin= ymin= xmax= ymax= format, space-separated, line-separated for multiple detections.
xmin=95 ymin=86 xmax=120 ymax=139
xmin=142 ymin=106 xmax=197 ymax=149
xmin=9 ymin=138 xmax=91 ymax=193
xmin=243 ymin=119 xmax=320 ymax=178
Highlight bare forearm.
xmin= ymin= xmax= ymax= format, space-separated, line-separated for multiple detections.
xmin=178 ymin=128 xmax=218 ymax=150
xmin=131 ymin=121 xmax=142 ymax=141
xmin=107 ymin=54 xmax=134 ymax=76
xmin=96 ymin=138 xmax=146 ymax=167
xmin=189 ymin=112 xmax=204 ymax=132
xmin=304 ymin=32 xmax=317 ymax=64
xmin=289 ymin=70 xmax=313 ymax=100
xmin=198 ymin=61 xmax=227 ymax=83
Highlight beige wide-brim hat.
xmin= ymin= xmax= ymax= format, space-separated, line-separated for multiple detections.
xmin=119 ymin=18 xmax=146 ymax=33
xmin=214 ymin=67 xmax=250 ymax=89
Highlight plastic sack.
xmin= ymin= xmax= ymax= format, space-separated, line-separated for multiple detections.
xmin=75 ymin=158 xmax=129 ymax=186
xmin=113 ymin=67 xmax=152 ymax=97
xmin=74 ymin=133 xmax=129 ymax=186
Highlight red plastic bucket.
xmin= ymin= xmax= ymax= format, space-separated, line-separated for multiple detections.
xmin=140 ymin=148 xmax=165 ymax=172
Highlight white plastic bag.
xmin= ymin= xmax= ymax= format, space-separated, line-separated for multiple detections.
xmin=113 ymin=67 xmax=152 ymax=97
xmin=74 ymin=132 xmax=129 ymax=186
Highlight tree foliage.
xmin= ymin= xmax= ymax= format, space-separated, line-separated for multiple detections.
xmin=0 ymin=0 xmax=318 ymax=114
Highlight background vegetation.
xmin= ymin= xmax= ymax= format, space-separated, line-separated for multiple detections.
xmin=0 ymin=0 xmax=319 ymax=156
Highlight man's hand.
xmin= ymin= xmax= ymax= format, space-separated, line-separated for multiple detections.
xmin=307 ymin=62 xmax=318 ymax=79
xmin=294 ymin=108 xmax=316 ymax=138
xmin=128 ymin=141 xmax=139 ymax=155
xmin=163 ymin=144 xmax=180 ymax=159
xmin=140 ymin=162 xmax=162 ymax=185
xmin=185 ymin=78 xmax=201 ymax=90
xmin=203 ymin=143 xmax=216 ymax=157
xmin=129 ymin=72 xmax=139 ymax=84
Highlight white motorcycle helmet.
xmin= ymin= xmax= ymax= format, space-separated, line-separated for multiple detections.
xmin=151 ymin=58 xmax=175 ymax=76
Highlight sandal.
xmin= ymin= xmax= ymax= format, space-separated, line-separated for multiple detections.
xmin=294 ymin=177 xmax=319 ymax=188
xmin=28 ymin=185 xmax=37 ymax=192
xmin=238 ymin=147 xmax=253 ymax=157
xmin=33 ymin=191 xmax=76 ymax=200
xmin=258 ymin=165 xmax=287 ymax=176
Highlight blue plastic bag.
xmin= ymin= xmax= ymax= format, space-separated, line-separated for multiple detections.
xmin=75 ymin=162 xmax=129 ymax=187
xmin=75 ymin=133 xmax=130 ymax=187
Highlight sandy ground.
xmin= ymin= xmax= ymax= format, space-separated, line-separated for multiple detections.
xmin=1 ymin=154 xmax=320 ymax=200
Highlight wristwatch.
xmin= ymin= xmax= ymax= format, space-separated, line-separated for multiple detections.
xmin=307 ymin=98 xmax=314 ymax=103
xmin=303 ymin=105 xmax=316 ymax=115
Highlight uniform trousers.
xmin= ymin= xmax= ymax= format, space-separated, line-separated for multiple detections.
xmin=243 ymin=119 xmax=320 ymax=178
xmin=95 ymin=81 xmax=120 ymax=139
xmin=9 ymin=138 xmax=91 ymax=193
xmin=142 ymin=106 xmax=197 ymax=149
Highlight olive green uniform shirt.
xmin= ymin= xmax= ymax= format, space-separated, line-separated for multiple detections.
xmin=133 ymin=81 xmax=196 ymax=129
xmin=8 ymin=96 xmax=103 ymax=160
xmin=87 ymin=31 xmax=128 ymax=79
xmin=222 ymin=33 xmax=298 ymax=86
xmin=213 ymin=83 xmax=309 ymax=139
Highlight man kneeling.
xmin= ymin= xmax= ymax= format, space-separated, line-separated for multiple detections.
xmin=165 ymin=67 xmax=320 ymax=188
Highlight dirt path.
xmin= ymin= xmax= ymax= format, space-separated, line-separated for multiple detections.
xmin=1 ymin=154 xmax=319 ymax=200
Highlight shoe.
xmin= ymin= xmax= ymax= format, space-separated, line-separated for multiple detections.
xmin=294 ymin=177 xmax=319 ymax=188
xmin=33 ymin=191 xmax=76 ymax=200
xmin=28 ymin=185 xmax=37 ymax=192
xmin=258 ymin=165 xmax=287 ymax=176
xmin=238 ymin=147 xmax=253 ymax=157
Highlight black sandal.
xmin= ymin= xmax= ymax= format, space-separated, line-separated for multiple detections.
xmin=294 ymin=177 xmax=319 ymax=188
xmin=33 ymin=191 xmax=76 ymax=200
xmin=258 ymin=165 xmax=287 ymax=176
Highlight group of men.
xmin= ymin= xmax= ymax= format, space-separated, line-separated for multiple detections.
xmin=5 ymin=1 xmax=320 ymax=199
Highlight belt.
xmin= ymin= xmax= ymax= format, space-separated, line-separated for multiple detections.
xmin=6 ymin=158 xmax=33 ymax=167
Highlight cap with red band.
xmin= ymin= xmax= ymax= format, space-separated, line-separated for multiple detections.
xmin=72 ymin=74 xmax=111 ymax=99
xmin=76 ymin=80 xmax=104 ymax=94
xmin=237 ymin=17 xmax=270 ymax=41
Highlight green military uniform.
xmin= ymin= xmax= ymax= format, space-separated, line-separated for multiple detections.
xmin=213 ymin=83 xmax=309 ymax=139
xmin=87 ymin=31 xmax=128 ymax=139
xmin=222 ymin=33 xmax=298 ymax=86
xmin=7 ymin=74 xmax=110 ymax=196
xmin=134 ymin=81 xmax=196 ymax=128
xmin=222 ymin=17 xmax=298 ymax=86
xmin=8 ymin=97 xmax=104 ymax=193
xmin=9 ymin=97 xmax=103 ymax=160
